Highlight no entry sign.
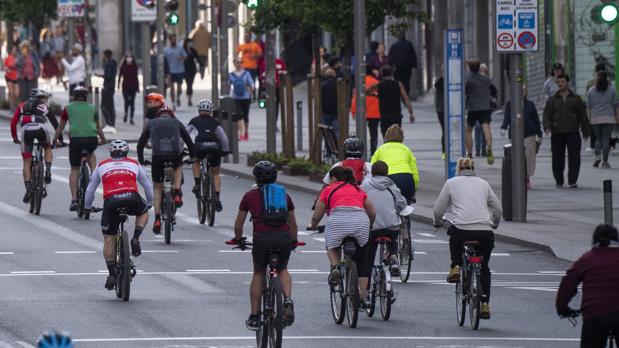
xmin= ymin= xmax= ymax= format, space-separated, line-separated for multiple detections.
xmin=496 ymin=0 xmax=539 ymax=52
xmin=497 ymin=32 xmax=514 ymax=49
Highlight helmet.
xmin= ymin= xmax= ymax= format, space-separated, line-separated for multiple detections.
xmin=253 ymin=161 xmax=278 ymax=184
xmin=109 ymin=140 xmax=129 ymax=159
xmin=37 ymin=331 xmax=74 ymax=348
xmin=343 ymin=137 xmax=364 ymax=158
xmin=197 ymin=98 xmax=214 ymax=112
xmin=30 ymin=89 xmax=52 ymax=99
xmin=72 ymin=86 xmax=88 ymax=101
xmin=593 ymin=224 xmax=618 ymax=247
xmin=146 ymin=92 xmax=164 ymax=105
xmin=156 ymin=106 xmax=175 ymax=118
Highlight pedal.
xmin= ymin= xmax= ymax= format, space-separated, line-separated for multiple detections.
xmin=390 ymin=292 xmax=397 ymax=304
xmin=131 ymin=266 xmax=137 ymax=278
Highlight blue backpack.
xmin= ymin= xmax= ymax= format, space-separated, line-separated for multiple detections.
xmin=259 ymin=184 xmax=289 ymax=227
xmin=231 ymin=71 xmax=248 ymax=97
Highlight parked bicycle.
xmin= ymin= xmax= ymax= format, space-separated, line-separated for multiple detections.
xmin=195 ymin=154 xmax=217 ymax=226
xmin=366 ymin=236 xmax=396 ymax=321
xmin=397 ymin=205 xmax=415 ymax=283
xmin=562 ymin=309 xmax=617 ymax=348
xmin=113 ymin=208 xmax=136 ymax=302
xmin=29 ymin=140 xmax=46 ymax=215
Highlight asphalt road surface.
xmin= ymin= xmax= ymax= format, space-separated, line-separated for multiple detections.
xmin=0 ymin=120 xmax=582 ymax=347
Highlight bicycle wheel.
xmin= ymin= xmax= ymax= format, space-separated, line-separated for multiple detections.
xmin=455 ymin=277 xmax=466 ymax=326
xmin=365 ymin=267 xmax=378 ymax=318
xmin=268 ymin=277 xmax=283 ymax=348
xmin=164 ymin=193 xmax=172 ymax=245
xmin=197 ymin=175 xmax=206 ymax=224
xmin=34 ymin=162 xmax=44 ymax=216
xmin=206 ymin=171 xmax=216 ymax=226
xmin=398 ymin=231 xmax=412 ymax=283
xmin=469 ymin=269 xmax=481 ymax=330
xmin=379 ymin=270 xmax=392 ymax=321
xmin=345 ymin=261 xmax=359 ymax=328
xmin=119 ymin=230 xmax=132 ymax=301
xmin=80 ymin=165 xmax=91 ymax=219
xmin=329 ymin=267 xmax=346 ymax=325
xmin=256 ymin=277 xmax=269 ymax=348
xmin=29 ymin=163 xmax=37 ymax=214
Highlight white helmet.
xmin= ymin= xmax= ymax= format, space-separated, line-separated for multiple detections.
xmin=197 ymin=98 xmax=214 ymax=113
xmin=109 ymin=140 xmax=129 ymax=159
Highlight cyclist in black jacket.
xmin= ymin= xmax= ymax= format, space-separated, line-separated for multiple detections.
xmin=186 ymin=99 xmax=230 ymax=212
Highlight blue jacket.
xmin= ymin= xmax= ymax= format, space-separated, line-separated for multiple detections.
xmin=501 ymin=98 xmax=543 ymax=138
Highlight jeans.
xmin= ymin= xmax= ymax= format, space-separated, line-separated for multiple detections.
xmin=367 ymin=119 xmax=379 ymax=155
xmin=101 ymin=88 xmax=116 ymax=127
xmin=448 ymin=226 xmax=494 ymax=302
xmin=581 ymin=311 xmax=619 ymax=348
xmin=592 ymin=123 xmax=614 ymax=161
xmin=551 ymin=132 xmax=582 ymax=186
xmin=474 ymin=121 xmax=487 ymax=154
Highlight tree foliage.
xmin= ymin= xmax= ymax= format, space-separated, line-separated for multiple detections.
xmin=0 ymin=0 xmax=57 ymax=27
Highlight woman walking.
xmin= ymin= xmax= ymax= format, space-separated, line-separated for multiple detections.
xmin=587 ymin=71 xmax=619 ymax=168
xmin=369 ymin=43 xmax=392 ymax=74
xmin=368 ymin=65 xmax=414 ymax=137
xmin=3 ymin=45 xmax=20 ymax=110
xmin=351 ymin=66 xmax=381 ymax=155
xmin=183 ymin=38 xmax=200 ymax=106
xmin=15 ymin=41 xmax=40 ymax=100
xmin=230 ymin=58 xmax=254 ymax=141
xmin=117 ymin=52 xmax=139 ymax=124
xmin=40 ymin=28 xmax=59 ymax=90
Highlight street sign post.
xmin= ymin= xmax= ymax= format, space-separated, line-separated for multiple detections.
xmin=57 ymin=0 xmax=85 ymax=17
xmin=132 ymin=0 xmax=157 ymax=22
xmin=443 ymin=29 xmax=465 ymax=179
xmin=496 ymin=0 xmax=539 ymax=52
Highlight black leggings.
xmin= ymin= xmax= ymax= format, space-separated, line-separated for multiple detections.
xmin=367 ymin=119 xmax=379 ymax=156
xmin=234 ymin=99 xmax=251 ymax=125
xmin=388 ymin=173 xmax=415 ymax=203
xmin=366 ymin=229 xmax=399 ymax=282
xmin=448 ymin=226 xmax=494 ymax=302
xmin=122 ymin=88 xmax=137 ymax=119
xmin=185 ymin=73 xmax=196 ymax=96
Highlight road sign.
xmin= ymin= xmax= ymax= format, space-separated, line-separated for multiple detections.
xmin=444 ymin=29 xmax=465 ymax=179
xmin=57 ymin=0 xmax=85 ymax=17
xmin=496 ymin=0 xmax=539 ymax=52
xmin=132 ymin=0 xmax=156 ymax=22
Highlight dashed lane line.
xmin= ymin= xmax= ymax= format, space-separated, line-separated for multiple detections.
xmin=55 ymin=251 xmax=96 ymax=254
xmin=417 ymin=232 xmax=436 ymax=237
xmin=0 ymin=252 xmax=15 ymax=255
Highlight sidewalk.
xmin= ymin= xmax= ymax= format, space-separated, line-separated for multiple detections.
xmin=2 ymin=74 xmax=617 ymax=261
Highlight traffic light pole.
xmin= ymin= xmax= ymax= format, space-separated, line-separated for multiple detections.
xmin=156 ymin=0 xmax=166 ymax=93
xmin=210 ymin=0 xmax=219 ymax=109
xmin=265 ymin=30 xmax=276 ymax=153
xmin=510 ymin=53 xmax=526 ymax=222
xmin=354 ymin=0 xmax=367 ymax=159
xmin=616 ymin=23 xmax=619 ymax=89
xmin=220 ymin=0 xmax=230 ymax=96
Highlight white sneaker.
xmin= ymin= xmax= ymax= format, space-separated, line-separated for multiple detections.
xmin=585 ymin=147 xmax=593 ymax=153
xmin=102 ymin=125 xmax=111 ymax=133
xmin=109 ymin=127 xmax=117 ymax=134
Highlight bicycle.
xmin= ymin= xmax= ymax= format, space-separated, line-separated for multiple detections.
xmin=563 ymin=309 xmax=617 ymax=347
xmin=366 ymin=236 xmax=396 ymax=321
xmin=76 ymin=149 xmax=92 ymax=219
xmin=161 ymin=162 xmax=177 ymax=245
xmin=29 ymin=140 xmax=46 ymax=215
xmin=226 ymin=238 xmax=305 ymax=348
xmin=455 ymin=240 xmax=484 ymax=330
xmin=397 ymin=205 xmax=415 ymax=283
xmin=195 ymin=155 xmax=217 ymax=226
xmin=113 ymin=208 xmax=136 ymax=302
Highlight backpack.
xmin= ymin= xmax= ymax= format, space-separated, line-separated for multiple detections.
xmin=342 ymin=159 xmax=367 ymax=185
xmin=231 ymin=71 xmax=248 ymax=97
xmin=259 ymin=184 xmax=289 ymax=227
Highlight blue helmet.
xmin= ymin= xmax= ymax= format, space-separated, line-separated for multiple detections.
xmin=37 ymin=331 xmax=74 ymax=348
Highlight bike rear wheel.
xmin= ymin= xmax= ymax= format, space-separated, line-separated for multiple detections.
xmin=29 ymin=163 xmax=37 ymax=214
xmin=163 ymin=193 xmax=172 ymax=245
xmin=257 ymin=278 xmax=269 ymax=348
xmin=330 ymin=267 xmax=346 ymax=325
xmin=345 ymin=262 xmax=359 ymax=328
xmin=79 ymin=164 xmax=90 ymax=219
xmin=206 ymin=171 xmax=216 ymax=226
xmin=34 ymin=162 xmax=44 ymax=215
xmin=197 ymin=175 xmax=206 ymax=224
xmin=268 ymin=277 xmax=284 ymax=348
xmin=379 ymin=270 xmax=392 ymax=321
xmin=469 ymin=269 xmax=481 ymax=330
xmin=398 ymin=231 xmax=412 ymax=283
xmin=120 ymin=230 xmax=131 ymax=301
xmin=365 ymin=267 xmax=378 ymax=318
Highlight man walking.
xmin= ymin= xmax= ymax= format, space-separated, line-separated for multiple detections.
xmin=164 ymin=34 xmax=187 ymax=110
xmin=98 ymin=49 xmax=117 ymax=133
xmin=543 ymin=74 xmax=590 ymax=188
xmin=465 ymin=59 xmax=498 ymax=165
xmin=188 ymin=21 xmax=211 ymax=79
xmin=61 ymin=43 xmax=86 ymax=99
xmin=388 ymin=35 xmax=417 ymax=95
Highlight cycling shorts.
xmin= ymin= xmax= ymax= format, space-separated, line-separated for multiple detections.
xmin=151 ymin=154 xmax=183 ymax=183
xmin=69 ymin=137 xmax=98 ymax=167
xmin=252 ymin=231 xmax=292 ymax=272
xmin=194 ymin=142 xmax=222 ymax=168
xmin=101 ymin=192 xmax=148 ymax=235
xmin=21 ymin=125 xmax=50 ymax=159
xmin=466 ymin=110 xmax=492 ymax=128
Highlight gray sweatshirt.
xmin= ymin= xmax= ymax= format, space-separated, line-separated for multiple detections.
xmin=362 ymin=176 xmax=408 ymax=231
xmin=433 ymin=170 xmax=501 ymax=231
xmin=587 ymin=86 xmax=618 ymax=125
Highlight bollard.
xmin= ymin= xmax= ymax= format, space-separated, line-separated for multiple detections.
xmin=502 ymin=144 xmax=513 ymax=221
xmin=296 ymin=101 xmax=303 ymax=152
xmin=219 ymin=96 xmax=238 ymax=164
xmin=93 ymin=87 xmax=100 ymax=126
xmin=604 ymin=180 xmax=613 ymax=225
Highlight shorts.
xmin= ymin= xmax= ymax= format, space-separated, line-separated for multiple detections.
xmin=21 ymin=125 xmax=50 ymax=159
xmin=170 ymin=73 xmax=184 ymax=83
xmin=252 ymin=232 xmax=292 ymax=272
xmin=325 ymin=207 xmax=370 ymax=249
xmin=101 ymin=192 xmax=148 ymax=235
xmin=466 ymin=110 xmax=492 ymax=127
xmin=151 ymin=154 xmax=183 ymax=183
xmin=69 ymin=137 xmax=98 ymax=167
xmin=5 ymin=76 xmax=17 ymax=84
xmin=234 ymin=99 xmax=251 ymax=123
xmin=194 ymin=142 xmax=222 ymax=167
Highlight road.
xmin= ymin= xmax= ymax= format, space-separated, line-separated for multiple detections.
xmin=0 ymin=120 xmax=582 ymax=347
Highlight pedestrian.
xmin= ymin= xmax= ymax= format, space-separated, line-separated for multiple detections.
xmin=543 ymin=74 xmax=591 ymax=188
xmin=3 ymin=45 xmax=20 ymax=110
xmin=313 ymin=46 xmax=329 ymax=75
xmin=258 ymin=50 xmax=287 ymax=123
xmin=464 ymin=59 xmax=497 ymax=165
xmin=52 ymin=25 xmax=66 ymax=86
xmin=586 ymin=63 xmax=609 ymax=153
xmin=367 ymin=65 xmax=414 ymax=137
xmin=351 ymin=66 xmax=381 ymax=155
xmin=117 ymin=51 xmax=139 ymax=125
xmin=388 ymin=34 xmax=417 ymax=95
xmin=473 ymin=63 xmax=493 ymax=157
xmin=188 ymin=20 xmax=211 ymax=79
xmin=100 ymin=49 xmax=117 ymax=132
xmin=183 ymin=38 xmax=200 ymax=107
xmin=322 ymin=56 xmax=342 ymax=78
xmin=543 ymin=63 xmax=565 ymax=102
xmin=434 ymin=67 xmax=445 ymax=159
xmin=587 ymin=71 xmax=618 ymax=168
xmin=230 ymin=58 xmax=254 ymax=141
xmin=236 ymin=33 xmax=263 ymax=88
xmin=164 ymin=34 xmax=187 ymax=110
xmin=61 ymin=43 xmax=86 ymax=99
xmin=15 ymin=40 xmax=40 ymax=101
xmin=501 ymin=86 xmax=543 ymax=189
xmin=321 ymin=68 xmax=339 ymax=157
xmin=39 ymin=28 xmax=59 ymax=90
xmin=369 ymin=43 xmax=392 ymax=74
xmin=365 ymin=41 xmax=379 ymax=67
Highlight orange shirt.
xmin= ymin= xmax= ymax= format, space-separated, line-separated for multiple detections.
xmin=351 ymin=75 xmax=380 ymax=119
xmin=237 ymin=42 xmax=262 ymax=70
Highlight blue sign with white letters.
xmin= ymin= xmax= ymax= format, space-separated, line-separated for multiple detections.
xmin=498 ymin=15 xmax=514 ymax=29
xmin=444 ymin=29 xmax=465 ymax=179
xmin=518 ymin=13 xmax=535 ymax=29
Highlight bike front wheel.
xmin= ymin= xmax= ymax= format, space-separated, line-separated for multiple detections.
xmin=163 ymin=193 xmax=172 ymax=245
xmin=379 ymin=271 xmax=392 ymax=321
xmin=455 ymin=278 xmax=466 ymax=326
xmin=365 ymin=267 xmax=378 ymax=318
xmin=345 ymin=262 xmax=359 ymax=328
xmin=197 ymin=176 xmax=206 ymax=224
xmin=120 ymin=230 xmax=131 ymax=301
xmin=469 ymin=269 xmax=481 ymax=330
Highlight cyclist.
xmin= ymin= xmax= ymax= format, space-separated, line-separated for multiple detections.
xmin=229 ymin=161 xmax=299 ymax=330
xmin=137 ymin=107 xmax=193 ymax=234
xmin=322 ymin=137 xmax=372 ymax=185
xmin=37 ymin=331 xmax=74 ymax=348
xmin=10 ymin=89 xmax=54 ymax=204
xmin=85 ymin=140 xmax=153 ymax=290
xmin=144 ymin=92 xmax=166 ymax=128
xmin=52 ymin=86 xmax=106 ymax=211
xmin=432 ymin=157 xmax=501 ymax=320
xmin=309 ymin=166 xmax=375 ymax=303
xmin=362 ymin=161 xmax=408 ymax=283
xmin=186 ymin=98 xmax=229 ymax=212
xmin=556 ymin=224 xmax=619 ymax=347
xmin=371 ymin=124 xmax=419 ymax=203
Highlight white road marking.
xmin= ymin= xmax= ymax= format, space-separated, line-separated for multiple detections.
xmin=508 ymin=286 xmax=559 ymax=292
xmin=417 ymin=232 xmax=436 ymax=237
xmin=16 ymin=341 xmax=36 ymax=348
xmin=219 ymin=250 xmax=251 ymax=253
xmin=287 ymin=269 xmax=319 ymax=272
xmin=143 ymin=239 xmax=210 ymax=242
xmin=299 ymin=250 xmax=326 ymax=253
xmin=297 ymin=231 xmax=310 ymax=235
xmin=492 ymin=252 xmax=511 ymax=256
xmin=538 ymin=271 xmax=566 ymax=274
xmin=0 ymin=156 xmax=23 ymax=159
xmin=312 ymin=237 xmax=325 ymax=242
xmin=0 ymin=252 xmax=15 ymax=255
xmin=185 ymin=269 xmax=231 ymax=272
xmin=55 ymin=251 xmax=96 ymax=254
xmin=415 ymin=251 xmax=427 ymax=255
xmin=141 ymin=250 xmax=179 ymax=253
xmin=10 ymin=271 xmax=55 ymax=274
xmin=412 ymin=239 xmax=448 ymax=244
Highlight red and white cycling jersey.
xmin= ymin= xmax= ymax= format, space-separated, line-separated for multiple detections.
xmin=97 ymin=158 xmax=141 ymax=199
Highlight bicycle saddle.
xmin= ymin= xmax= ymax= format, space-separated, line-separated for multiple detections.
xmin=463 ymin=241 xmax=481 ymax=247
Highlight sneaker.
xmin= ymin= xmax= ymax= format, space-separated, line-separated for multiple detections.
xmin=23 ymin=191 xmax=31 ymax=204
xmin=363 ymin=294 xmax=372 ymax=308
xmin=44 ymin=170 xmax=51 ymax=185
xmin=569 ymin=184 xmax=578 ymax=189
xmin=594 ymin=158 xmax=601 ymax=168
xmin=486 ymin=148 xmax=495 ymax=165
xmin=480 ymin=302 xmax=491 ymax=319
xmin=69 ymin=200 xmax=79 ymax=211
xmin=328 ymin=265 xmax=341 ymax=286
xmin=245 ymin=314 xmax=261 ymax=331
xmin=153 ymin=218 xmax=161 ymax=234
xmin=283 ymin=298 xmax=295 ymax=326
xmin=447 ymin=265 xmax=460 ymax=283
xmin=192 ymin=184 xmax=200 ymax=197
xmin=130 ymin=119 xmax=135 ymax=125
xmin=174 ymin=193 xmax=183 ymax=207
xmin=214 ymin=199 xmax=223 ymax=212
xmin=585 ymin=147 xmax=593 ymax=153
xmin=389 ymin=258 xmax=401 ymax=277
xmin=556 ymin=184 xmax=564 ymax=188
xmin=130 ymin=238 xmax=141 ymax=257
xmin=104 ymin=275 xmax=115 ymax=290
xmin=601 ymin=161 xmax=611 ymax=169
xmin=475 ymin=150 xmax=480 ymax=157
xmin=109 ymin=127 xmax=117 ymax=134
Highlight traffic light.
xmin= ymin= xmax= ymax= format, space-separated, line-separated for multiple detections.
xmin=242 ymin=0 xmax=260 ymax=9
xmin=166 ymin=0 xmax=179 ymax=26
xmin=258 ymin=90 xmax=266 ymax=109
xmin=592 ymin=1 xmax=619 ymax=25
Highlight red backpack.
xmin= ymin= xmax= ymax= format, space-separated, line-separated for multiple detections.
xmin=341 ymin=159 xmax=366 ymax=185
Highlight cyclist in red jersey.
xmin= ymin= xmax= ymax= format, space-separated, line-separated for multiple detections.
xmin=322 ymin=137 xmax=372 ymax=186
xmin=85 ymin=140 xmax=154 ymax=290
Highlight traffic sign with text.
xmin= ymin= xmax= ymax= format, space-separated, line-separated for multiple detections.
xmin=496 ymin=0 xmax=539 ymax=52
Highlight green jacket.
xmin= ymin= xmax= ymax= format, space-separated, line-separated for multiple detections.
xmin=542 ymin=90 xmax=590 ymax=137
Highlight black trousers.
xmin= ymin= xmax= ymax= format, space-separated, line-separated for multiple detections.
xmin=581 ymin=311 xmax=619 ymax=348
xmin=101 ymin=88 xmax=116 ymax=127
xmin=551 ymin=132 xmax=581 ymax=186
xmin=448 ymin=226 xmax=494 ymax=302
xmin=380 ymin=115 xmax=402 ymax=137
xmin=437 ymin=111 xmax=445 ymax=153
xmin=394 ymin=65 xmax=412 ymax=95
xmin=367 ymin=119 xmax=379 ymax=156
xmin=185 ymin=73 xmax=196 ymax=96
xmin=122 ymin=88 xmax=137 ymax=120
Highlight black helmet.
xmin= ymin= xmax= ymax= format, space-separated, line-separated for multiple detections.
xmin=72 ymin=86 xmax=88 ymax=101
xmin=253 ymin=161 xmax=277 ymax=184
xmin=343 ymin=137 xmax=364 ymax=158
xmin=593 ymin=224 xmax=618 ymax=247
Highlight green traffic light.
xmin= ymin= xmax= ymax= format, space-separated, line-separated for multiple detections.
xmin=167 ymin=12 xmax=179 ymax=25
xmin=247 ymin=0 xmax=259 ymax=9
xmin=601 ymin=3 xmax=618 ymax=23
xmin=258 ymin=99 xmax=266 ymax=109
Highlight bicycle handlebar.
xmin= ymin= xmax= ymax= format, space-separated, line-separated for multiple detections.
xmin=560 ymin=308 xmax=581 ymax=327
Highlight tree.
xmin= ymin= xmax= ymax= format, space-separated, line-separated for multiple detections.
xmin=0 ymin=0 xmax=58 ymax=30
